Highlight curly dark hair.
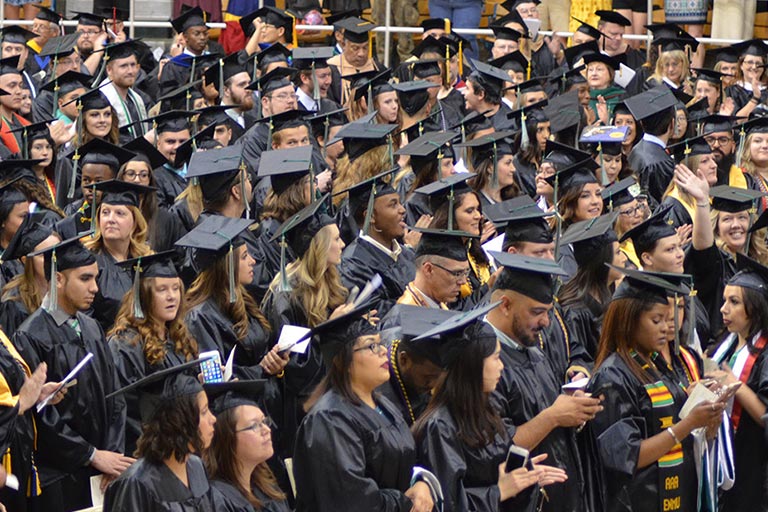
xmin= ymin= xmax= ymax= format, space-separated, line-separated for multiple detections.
xmin=136 ymin=391 xmax=203 ymax=463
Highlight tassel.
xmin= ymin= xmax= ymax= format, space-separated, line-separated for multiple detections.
xmin=491 ymin=141 xmax=499 ymax=189
xmin=367 ymin=83 xmax=373 ymax=114
xmin=255 ymin=84 xmax=262 ymax=118
xmin=444 ymin=19 xmax=450 ymax=34
xmin=312 ymin=62 xmax=320 ymax=106
xmin=227 ymin=243 xmax=237 ymax=303
xmin=286 ymin=11 xmax=298 ymax=47
xmin=444 ymin=44 xmax=451 ymax=89
xmin=48 ymin=248 xmax=57 ymax=311
xmin=387 ymin=134 xmax=394 ymax=169
xmin=68 ymin=150 xmax=80 ymax=199
xmin=367 ymin=30 xmax=373 ymax=61
xmin=321 ymin=116 xmax=330 ymax=161
xmin=687 ymin=288 xmax=696 ymax=349
xmin=447 ymin=184 xmax=455 ymax=231
xmin=241 ymin=164 xmax=251 ymax=219
xmin=92 ymin=54 xmax=108 ymax=89
xmin=308 ymin=160 xmax=315 ymax=201
xmin=520 ymin=111 xmax=530 ymax=151
xmin=736 ymin=125 xmax=746 ymax=168
xmin=185 ymin=88 xmax=191 ymax=111
xmin=278 ymin=235 xmax=292 ymax=292
xmin=218 ymin=58 xmax=225 ymax=104
xmin=527 ymin=57 xmax=532 ymax=81
xmin=363 ymin=181 xmax=377 ymax=234
xmin=21 ymin=127 xmax=28 ymax=160
xmin=132 ymin=257 xmax=144 ymax=319
xmin=90 ymin=196 xmax=97 ymax=237
xmin=673 ymin=292 xmax=680 ymax=356
xmin=152 ymin=120 xmax=158 ymax=149
xmin=457 ymin=41 xmax=463 ymax=77
xmin=190 ymin=59 xmax=197 ymax=86
xmin=598 ymin=143 xmax=609 ymax=185
xmin=684 ymin=141 xmax=692 ymax=170
xmin=553 ymin=173 xmax=562 ymax=261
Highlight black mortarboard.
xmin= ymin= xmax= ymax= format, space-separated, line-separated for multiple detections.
xmin=411 ymin=59 xmax=442 ymax=80
xmin=500 ymin=0 xmax=541 ymax=10
xmin=563 ymin=40 xmax=599 ymax=68
xmin=582 ymin=52 xmax=619 ymax=70
xmin=414 ymin=173 xmax=475 ymax=224
xmin=0 ymin=160 xmax=42 ymax=185
xmin=0 ymin=56 xmax=20 ymax=76
xmin=561 ymin=212 xmax=619 ymax=265
xmin=611 ymin=266 xmax=688 ymax=304
xmin=253 ymin=43 xmax=291 ymax=72
xmin=714 ymin=45 xmax=739 ymax=64
xmin=124 ymin=136 xmax=169 ymax=170
xmin=34 ymin=5 xmax=63 ymax=24
xmin=655 ymin=36 xmax=699 ymax=53
xmin=9 ymin=120 xmax=53 ymax=159
xmin=187 ymin=145 xmax=250 ymax=210
xmin=255 ymin=109 xmax=308 ymax=135
xmin=454 ymin=130 xmax=516 ymax=171
xmin=728 ymin=253 xmax=768 ymax=293
xmin=257 ymin=146 xmax=314 ymax=195
xmin=174 ymin=215 xmax=254 ymax=270
xmin=668 ymin=134 xmax=713 ymax=162
xmin=486 ymin=196 xmax=554 ymax=246
xmin=203 ymin=52 xmax=253 ymax=93
xmin=595 ymin=10 xmax=631 ymax=27
xmin=157 ymin=79 xmax=204 ymax=111
xmin=645 ymin=22 xmax=684 ymax=41
xmin=270 ymin=195 xmax=335 ymax=257
xmin=171 ymin=6 xmax=208 ymax=33
xmin=449 ymin=110 xmax=493 ymax=137
xmin=692 ymin=67 xmax=728 ymax=85
xmin=490 ymin=251 xmax=567 ymax=304
xmin=68 ymin=138 xmax=136 ymax=170
xmin=395 ymin=131 xmax=456 ymax=166
xmin=105 ymin=360 xmax=206 ymax=422
xmin=309 ymin=303 xmax=378 ymax=366
xmin=701 ymin=114 xmax=739 ymax=134
xmin=413 ymin=227 xmax=475 ymax=261
xmin=92 ymin=179 xmax=154 ymax=208
xmin=420 ymin=18 xmax=451 ymax=33
xmin=468 ymin=58 xmax=510 ymax=96
xmin=71 ymin=11 xmax=104 ymax=27
xmin=392 ymin=80 xmax=439 ymax=116
xmin=101 ymin=6 xmax=128 ymax=21
xmin=623 ymin=85 xmax=676 ymax=121
xmin=336 ymin=17 xmax=375 ymax=44
xmin=326 ymin=10 xmax=363 ymax=28
xmin=29 ymin=235 xmax=97 ymax=309
xmin=411 ymin=35 xmax=446 ymax=59
xmin=253 ymin=6 xmax=294 ymax=31
xmin=491 ymin=25 xmax=526 ymax=42
xmin=292 ymin=46 xmax=333 ymax=70
xmin=543 ymin=139 xmax=592 ymax=169
xmin=743 ymin=116 xmax=768 ymax=135
xmin=305 ymin=107 xmax=349 ymax=138
xmin=171 ymin=124 xmax=218 ymax=169
xmin=147 ymin=110 xmax=193 ymax=134
xmin=39 ymin=70 xmax=90 ymax=96
xmin=205 ymin=380 xmax=267 ymax=415
xmin=729 ymin=39 xmax=768 ymax=59
xmin=100 ymin=39 xmax=143 ymax=61
xmin=409 ymin=301 xmax=501 ymax=367
xmin=116 ymin=250 xmax=179 ymax=319
xmin=709 ymin=185 xmax=765 ymax=213
xmin=333 ymin=121 xmax=398 ymax=161
xmin=339 ymin=167 xmax=399 ymax=233
xmin=572 ymin=17 xmax=604 ymax=41
xmin=351 ymin=68 xmax=393 ymax=102
xmin=601 ymin=177 xmax=642 ymax=209
xmin=0 ymin=26 xmax=36 ymax=45
xmin=619 ymin=204 xmax=677 ymax=256
xmin=543 ymin=159 xmax=600 ymax=194
xmin=250 ymin=66 xmax=296 ymax=95
xmin=0 ymin=215 xmax=52 ymax=263
xmin=195 ymin=105 xmax=234 ymax=128
xmin=543 ymin=90 xmax=582 ymax=133
xmin=489 ymin=51 xmax=529 ymax=73
xmin=386 ymin=305 xmax=458 ymax=368
xmin=68 ymin=86 xmax=111 ymax=111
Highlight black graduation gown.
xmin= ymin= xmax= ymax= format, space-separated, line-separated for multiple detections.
xmin=252 ymin=217 xmax=295 ymax=301
xmin=54 ymin=151 xmax=82 ymax=210
xmin=513 ymin=155 xmax=538 ymax=198
xmin=0 ymin=258 xmax=23 ymax=287
xmin=451 ymin=256 xmax=492 ymax=312
xmin=0 ymin=290 xmax=30 ymax=336
xmin=339 ymin=238 xmax=416 ymax=319
xmin=725 ymin=83 xmax=768 ymax=113
xmin=628 ymin=139 xmax=675 ymax=204
xmin=404 ymin=191 xmax=431 ymax=227
xmin=293 ymin=390 xmax=416 ymax=512
xmin=658 ymin=196 xmax=692 ymax=229
xmin=376 ymin=367 xmax=431 ymax=427
xmin=107 ymin=328 xmax=189 ymax=456
xmin=492 ymin=341 xmax=587 ymax=512
xmin=440 ymin=88 xmax=467 ymax=123
xmin=586 ymin=352 xmax=697 ymax=512
xmin=714 ymin=339 xmax=768 ymax=512
xmin=684 ymin=243 xmax=735 ymax=344
xmin=532 ymin=42 xmax=560 ymax=79
xmin=238 ymin=123 xmax=270 ymax=176
xmin=416 ymin=405 xmax=523 ymax=512
xmin=103 ymin=455 xmax=217 ymax=511
xmin=13 ymin=307 xmax=126 ymax=487
xmin=209 ymin=479 xmax=291 ymax=512
xmin=154 ymin=166 xmax=187 ymax=209
xmin=561 ymin=294 xmax=604 ymax=361
xmin=150 ymin=206 xmax=187 ymax=253
xmin=55 ymin=200 xmax=92 ymax=240
xmin=490 ymin=103 xmax=516 ymax=132
xmin=31 ymin=89 xmax=54 ymax=124
xmin=92 ymin=250 xmax=133 ymax=332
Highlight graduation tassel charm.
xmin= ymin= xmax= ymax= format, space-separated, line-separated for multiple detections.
xmin=132 ymin=258 xmax=144 ymax=319
xmin=227 ymin=243 xmax=237 ymax=303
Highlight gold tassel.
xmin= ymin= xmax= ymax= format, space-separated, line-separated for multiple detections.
xmin=445 ymin=19 xmax=450 ymax=34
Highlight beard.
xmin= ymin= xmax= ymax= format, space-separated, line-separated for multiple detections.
xmin=511 ymin=314 xmax=540 ymax=348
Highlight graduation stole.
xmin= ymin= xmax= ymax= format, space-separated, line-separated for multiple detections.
xmin=728 ymin=164 xmax=748 ymax=190
xmin=665 ymin=186 xmax=696 ymax=225
xmin=459 ymin=251 xmax=490 ymax=298
xmin=631 ymin=350 xmax=686 ymax=512
xmin=676 ymin=346 xmax=701 ymax=387
xmin=731 ymin=335 xmax=767 ymax=431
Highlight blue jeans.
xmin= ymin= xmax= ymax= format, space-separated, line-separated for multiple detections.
xmin=428 ymin=0 xmax=483 ymax=60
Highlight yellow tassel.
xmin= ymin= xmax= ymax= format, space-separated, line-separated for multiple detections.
xmin=445 ymin=18 xmax=451 ymax=34
xmin=368 ymin=31 xmax=373 ymax=60
xmin=458 ymin=41 xmax=463 ymax=76
xmin=527 ymin=58 xmax=531 ymax=80
xmin=444 ymin=44 xmax=450 ymax=87
xmin=286 ymin=11 xmax=298 ymax=48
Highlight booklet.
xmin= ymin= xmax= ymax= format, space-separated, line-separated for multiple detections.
xmin=36 ymin=352 xmax=94 ymax=412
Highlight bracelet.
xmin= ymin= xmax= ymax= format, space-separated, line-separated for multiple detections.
xmin=751 ymin=96 xmax=760 ymax=104
xmin=666 ymin=426 xmax=681 ymax=445
xmin=275 ymin=370 xmax=285 ymax=378
xmin=696 ymin=202 xmax=709 ymax=207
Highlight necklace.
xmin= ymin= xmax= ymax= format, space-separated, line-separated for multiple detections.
xmin=390 ymin=339 xmax=414 ymax=424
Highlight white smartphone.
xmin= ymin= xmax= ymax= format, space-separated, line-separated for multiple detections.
xmin=505 ymin=445 xmax=530 ymax=473
xmin=199 ymin=350 xmax=223 ymax=384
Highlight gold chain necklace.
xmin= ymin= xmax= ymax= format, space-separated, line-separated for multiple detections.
xmin=390 ymin=339 xmax=415 ymax=424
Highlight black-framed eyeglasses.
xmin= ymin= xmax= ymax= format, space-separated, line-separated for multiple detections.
xmin=353 ymin=341 xmax=388 ymax=355
xmin=704 ymin=136 xmax=732 ymax=146
xmin=431 ymin=262 xmax=471 ymax=279
xmin=236 ymin=416 xmax=275 ymax=433
xmin=619 ymin=205 xmax=644 ymax=217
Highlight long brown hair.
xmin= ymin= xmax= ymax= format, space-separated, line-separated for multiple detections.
xmin=12 ymin=179 xmax=65 ymax=218
xmin=261 ymin=175 xmax=310 ymax=222
xmin=204 ymin=406 xmax=286 ymax=508
xmin=469 ymin=157 xmax=520 ymax=201
xmin=109 ymin=277 xmax=198 ymax=366
xmin=304 ymin=338 xmax=361 ymax=411
xmin=78 ymin=106 xmax=120 ymax=145
xmin=186 ymin=248 xmax=271 ymax=340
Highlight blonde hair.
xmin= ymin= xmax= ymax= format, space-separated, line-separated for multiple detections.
xmin=265 ymin=224 xmax=347 ymax=327
xmin=712 ymin=208 xmax=768 ymax=265
xmin=333 ymin=145 xmax=391 ymax=206
xmin=1 ymin=256 xmax=44 ymax=314
xmin=85 ymin=204 xmax=152 ymax=257
xmin=177 ymin=181 xmax=204 ymax=224
xmin=651 ymin=50 xmax=690 ymax=86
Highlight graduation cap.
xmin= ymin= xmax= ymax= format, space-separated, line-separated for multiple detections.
xmin=413 ymin=227 xmax=475 ymax=261
xmin=171 ymin=6 xmax=208 ymax=33
xmin=392 ymin=80 xmax=439 ymax=116
xmin=489 ymin=251 xmax=567 ymax=304
xmin=257 ymin=145 xmax=314 ymax=198
xmin=623 ymin=85 xmax=676 ymax=121
xmin=99 ymin=39 xmax=143 ymax=61
xmin=67 ymin=137 xmax=135 ymax=171
xmin=187 ymin=145 xmax=251 ymax=215
xmin=645 ymin=22 xmax=684 ymax=41
xmin=420 ymin=18 xmax=451 ymax=34
xmin=336 ymin=16 xmax=375 ymax=45
xmin=543 ymin=140 xmax=591 ymax=170
xmin=71 ymin=11 xmax=104 ymax=27
xmin=39 ymin=70 xmax=90 ymax=96
xmin=601 ymin=177 xmax=641 ymax=210
xmin=411 ymin=59 xmax=443 ymax=80
xmin=692 ymin=67 xmax=728 ymax=85
xmin=204 ymin=380 xmax=267 ymax=416
xmin=668 ymin=134 xmax=713 ymax=165
xmin=91 ymin=179 xmax=154 ymax=208
xmin=572 ymin=17 xmax=604 ymax=41
xmin=408 ymin=301 xmax=501 ymax=367
xmin=701 ymin=114 xmax=740 ymax=136
xmin=560 ymin=212 xmax=619 ymax=264
xmin=253 ymin=43 xmax=291 ymax=77
xmin=483 ymin=195 xmax=553 ymax=245
xmin=611 ymin=265 xmax=689 ymax=305
xmin=170 ymin=123 xmax=217 ymax=168
xmin=455 ymin=130 xmax=517 ymax=179
xmin=582 ymin=52 xmax=619 ymax=71
xmin=728 ymin=253 xmax=768 ymax=294
xmin=175 ymin=215 xmax=255 ymax=302
xmin=101 ymin=6 xmax=128 ymax=22
xmin=0 ymin=160 xmax=43 ymax=186
xmin=450 ymin=110 xmax=493 ymax=145
xmin=305 ymin=107 xmax=349 ymax=158
xmin=65 ymin=86 xmax=111 ymax=112
xmin=116 ymin=250 xmax=178 ymax=318
xmin=249 ymin=65 xmax=296 ymax=96
xmin=326 ymin=10 xmax=363 ymax=28
xmin=395 ymin=130 xmax=456 ymax=171
xmin=157 ymin=79 xmax=204 ymax=111
xmin=292 ymin=46 xmax=333 ymax=70
xmin=489 ymin=51 xmax=529 ymax=74
xmin=351 ymin=68 xmax=393 ymax=111
xmin=195 ymin=105 xmax=233 ymax=128
xmin=563 ymin=40 xmax=599 ymax=68
xmin=411 ymin=35 xmax=446 ymax=59
xmin=334 ymin=121 xmax=398 ymax=162
xmin=500 ymin=0 xmax=541 ymax=11
xmin=8 ymin=120 xmax=55 ymax=159
xmin=729 ymin=38 xmax=768 ymax=59
xmin=594 ymin=10 xmax=631 ymax=27
xmin=253 ymin=7 xmax=297 ymax=45
xmin=384 ymin=305 xmax=458 ymax=369
xmin=0 ymin=56 xmax=21 ymax=76
xmin=543 ymin=158 xmax=599 ymax=193
xmin=105 ymin=360 xmax=207 ymax=422
xmin=0 ymin=26 xmax=36 ymax=45
xmin=269 ymin=195 xmax=335 ymax=287
xmin=543 ymin=90 xmax=583 ymax=134
xmin=307 ymin=302 xmax=379 ymax=366
xmin=467 ymin=58 xmax=511 ymax=96
xmin=491 ymin=25 xmax=526 ymax=42
xmin=414 ymin=173 xmax=475 ymax=229
xmin=33 ymin=5 xmax=64 ymax=24
xmin=579 ymin=125 xmax=628 ymax=184
xmin=338 ymin=167 xmax=399 ymax=233
xmin=654 ymin=36 xmax=699 ymax=54
xmin=507 ymin=99 xmax=547 ymax=150
xmin=709 ymin=185 xmax=764 ymax=213
xmin=29 ymin=234 xmax=97 ymax=308
xmin=713 ymin=45 xmax=740 ymax=65
xmin=619 ymin=204 xmax=677 ymax=257
xmin=146 ymin=110 xmax=194 ymax=135
xmin=0 ymin=211 xmax=52 ymax=263
xmin=203 ymin=53 xmax=253 ymax=96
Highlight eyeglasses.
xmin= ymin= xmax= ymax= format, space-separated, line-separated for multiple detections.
xmin=353 ymin=341 xmax=388 ymax=355
xmin=80 ymin=29 xmax=102 ymax=36
xmin=618 ymin=205 xmax=644 ymax=217
xmin=123 ymin=170 xmax=150 ymax=180
xmin=236 ymin=416 xmax=275 ymax=433
xmin=704 ymin=136 xmax=732 ymax=146
xmin=268 ymin=93 xmax=299 ymax=102
xmin=431 ymin=262 xmax=471 ymax=279
xmin=743 ymin=59 xmax=764 ymax=67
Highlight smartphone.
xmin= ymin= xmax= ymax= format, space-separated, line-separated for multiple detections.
xmin=199 ymin=350 xmax=223 ymax=384
xmin=715 ymin=382 xmax=741 ymax=403
xmin=505 ymin=445 xmax=529 ymax=473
